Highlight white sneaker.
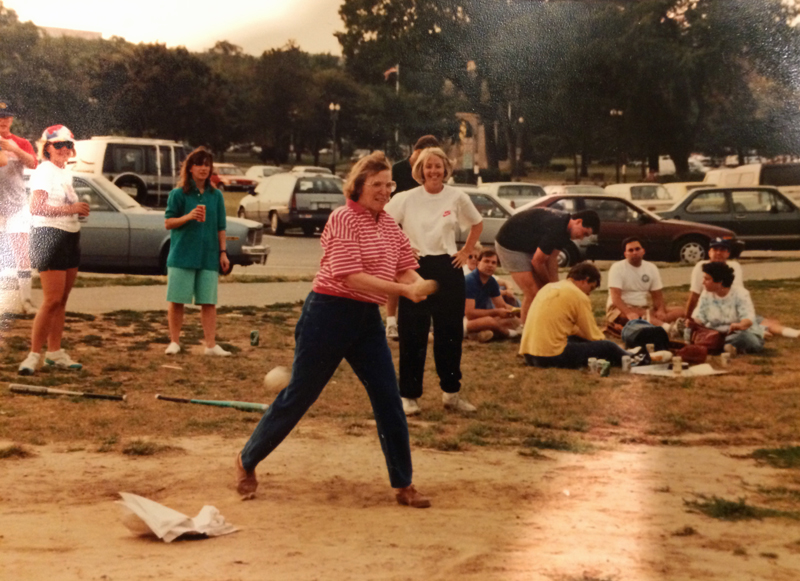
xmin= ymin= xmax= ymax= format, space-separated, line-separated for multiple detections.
xmin=402 ymin=397 xmax=421 ymax=416
xmin=164 ymin=342 xmax=181 ymax=355
xmin=18 ymin=352 xmax=40 ymax=376
xmin=44 ymin=349 xmax=82 ymax=370
xmin=205 ymin=344 xmax=232 ymax=357
xmin=467 ymin=330 xmax=494 ymax=343
xmin=442 ymin=392 xmax=477 ymax=413
xmin=21 ymin=300 xmax=38 ymax=315
xmin=386 ymin=323 xmax=399 ymax=340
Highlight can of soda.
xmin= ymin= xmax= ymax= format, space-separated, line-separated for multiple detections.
xmin=250 ymin=330 xmax=260 ymax=346
xmin=646 ymin=343 xmax=655 ymax=354
xmin=672 ymin=356 xmax=682 ymax=375
xmin=587 ymin=357 xmax=597 ymax=372
xmin=683 ymin=327 xmax=693 ymax=343
xmin=621 ymin=355 xmax=632 ymax=372
xmin=600 ymin=360 xmax=611 ymax=377
xmin=724 ymin=344 xmax=736 ymax=358
xmin=719 ymin=352 xmax=730 ymax=368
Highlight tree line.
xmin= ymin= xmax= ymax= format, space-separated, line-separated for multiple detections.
xmin=3 ymin=0 xmax=800 ymax=176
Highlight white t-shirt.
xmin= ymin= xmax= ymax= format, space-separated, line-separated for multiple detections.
xmin=606 ymin=259 xmax=663 ymax=308
xmin=690 ymin=260 xmax=744 ymax=294
xmin=384 ymin=184 xmax=482 ymax=257
xmin=28 ymin=161 xmax=80 ymax=233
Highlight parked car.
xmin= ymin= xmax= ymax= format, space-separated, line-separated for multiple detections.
xmin=658 ymin=186 xmax=800 ymax=250
xmin=238 ymin=172 xmax=345 ymax=236
xmin=663 ymin=182 xmax=710 ymax=203
xmin=69 ymin=136 xmax=189 ymax=207
xmin=454 ymin=186 xmax=516 ymax=246
xmin=290 ymin=165 xmax=332 ymax=175
xmin=480 ymin=181 xmax=546 ymax=209
xmin=244 ymin=165 xmax=285 ymax=181
xmin=604 ymin=182 xmax=676 ymax=212
xmin=210 ymin=163 xmax=257 ymax=192
xmin=24 ymin=173 xmax=269 ymax=274
xmin=543 ymin=184 xmax=606 ymax=196
xmin=518 ymin=194 xmax=741 ymax=264
xmin=703 ymin=163 xmax=800 ymax=203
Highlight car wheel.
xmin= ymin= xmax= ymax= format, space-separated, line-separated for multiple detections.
xmin=674 ymin=236 xmax=708 ymax=264
xmin=115 ymin=176 xmax=147 ymax=204
xmin=302 ymin=225 xmax=316 ymax=237
xmin=270 ymin=212 xmax=285 ymax=236
xmin=557 ymin=243 xmax=579 ymax=268
xmin=237 ymin=207 xmax=247 ymax=219
xmin=159 ymin=242 xmax=170 ymax=275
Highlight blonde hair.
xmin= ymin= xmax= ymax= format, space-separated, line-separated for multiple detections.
xmin=411 ymin=147 xmax=453 ymax=185
xmin=343 ymin=151 xmax=391 ymax=201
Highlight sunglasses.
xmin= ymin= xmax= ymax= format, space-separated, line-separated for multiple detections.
xmin=52 ymin=141 xmax=74 ymax=150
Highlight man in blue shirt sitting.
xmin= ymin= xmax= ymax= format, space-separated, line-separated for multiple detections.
xmin=464 ymin=249 xmax=521 ymax=342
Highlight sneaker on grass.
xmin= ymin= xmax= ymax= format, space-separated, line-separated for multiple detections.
xmin=18 ymin=352 xmax=40 ymax=376
xmin=164 ymin=342 xmax=181 ymax=355
xmin=385 ymin=323 xmax=399 ymax=340
xmin=44 ymin=349 xmax=82 ymax=370
xmin=442 ymin=392 xmax=477 ymax=413
xmin=205 ymin=344 xmax=232 ymax=357
xmin=402 ymin=397 xmax=421 ymax=416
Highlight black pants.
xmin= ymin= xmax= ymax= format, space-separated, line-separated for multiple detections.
xmin=398 ymin=255 xmax=464 ymax=398
xmin=524 ymin=336 xmax=628 ymax=369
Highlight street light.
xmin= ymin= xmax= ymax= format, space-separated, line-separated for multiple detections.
xmin=610 ymin=109 xmax=624 ymax=183
xmin=329 ymin=102 xmax=341 ymax=174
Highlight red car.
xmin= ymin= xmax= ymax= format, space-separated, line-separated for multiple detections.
xmin=211 ymin=163 xmax=258 ymax=192
xmin=518 ymin=194 xmax=742 ymax=264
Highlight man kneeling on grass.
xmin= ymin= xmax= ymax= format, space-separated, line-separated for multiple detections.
xmin=520 ymin=262 xmax=631 ymax=368
xmin=464 ymin=249 xmax=521 ymax=342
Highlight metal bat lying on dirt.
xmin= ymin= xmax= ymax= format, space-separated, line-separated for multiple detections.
xmin=9 ymin=383 xmax=127 ymax=401
xmin=155 ymin=394 xmax=267 ymax=412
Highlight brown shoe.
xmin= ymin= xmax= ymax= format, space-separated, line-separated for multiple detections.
xmin=395 ymin=484 xmax=431 ymax=508
xmin=235 ymin=452 xmax=258 ymax=499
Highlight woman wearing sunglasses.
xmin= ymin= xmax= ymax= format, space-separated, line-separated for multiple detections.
xmin=18 ymin=125 xmax=90 ymax=375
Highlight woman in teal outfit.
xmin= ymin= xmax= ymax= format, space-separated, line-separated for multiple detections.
xmin=163 ymin=147 xmax=231 ymax=356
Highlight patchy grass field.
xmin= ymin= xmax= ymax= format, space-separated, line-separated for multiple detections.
xmin=2 ymin=281 xmax=800 ymax=580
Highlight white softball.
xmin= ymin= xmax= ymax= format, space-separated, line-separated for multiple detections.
xmin=264 ymin=366 xmax=292 ymax=390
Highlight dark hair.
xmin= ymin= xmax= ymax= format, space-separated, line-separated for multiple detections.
xmin=622 ymin=236 xmax=644 ymax=253
xmin=572 ymin=210 xmax=600 ymax=235
xmin=478 ymin=249 xmax=497 ymax=261
xmin=344 ymin=151 xmax=391 ymax=202
xmin=413 ymin=135 xmax=440 ymax=151
xmin=567 ymin=261 xmax=601 ymax=286
xmin=179 ymin=147 xmax=214 ymax=193
xmin=702 ymin=261 xmax=735 ymax=288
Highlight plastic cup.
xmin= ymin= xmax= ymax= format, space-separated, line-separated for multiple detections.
xmin=197 ymin=204 xmax=206 ymax=222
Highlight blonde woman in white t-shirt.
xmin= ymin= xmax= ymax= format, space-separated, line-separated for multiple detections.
xmin=18 ymin=125 xmax=90 ymax=376
xmin=385 ymin=147 xmax=483 ymax=416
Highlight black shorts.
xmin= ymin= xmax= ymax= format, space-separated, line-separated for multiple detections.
xmin=30 ymin=227 xmax=81 ymax=272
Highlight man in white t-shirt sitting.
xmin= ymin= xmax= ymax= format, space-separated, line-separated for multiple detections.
xmin=686 ymin=237 xmax=799 ymax=340
xmin=606 ymin=237 xmax=684 ymax=329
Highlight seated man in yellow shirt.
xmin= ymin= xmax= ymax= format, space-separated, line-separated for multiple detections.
xmin=520 ymin=261 xmax=631 ymax=368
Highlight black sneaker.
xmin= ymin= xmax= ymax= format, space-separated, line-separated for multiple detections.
xmin=630 ymin=351 xmax=651 ymax=368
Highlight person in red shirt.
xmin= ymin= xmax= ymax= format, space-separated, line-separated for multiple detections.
xmin=236 ymin=151 xmax=434 ymax=508
xmin=0 ymin=99 xmax=39 ymax=314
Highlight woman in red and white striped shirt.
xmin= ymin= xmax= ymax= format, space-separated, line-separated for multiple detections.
xmin=236 ymin=152 xmax=435 ymax=508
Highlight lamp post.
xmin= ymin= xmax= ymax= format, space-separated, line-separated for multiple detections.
xmin=329 ymin=102 xmax=340 ymax=174
xmin=610 ymin=109 xmax=624 ymax=183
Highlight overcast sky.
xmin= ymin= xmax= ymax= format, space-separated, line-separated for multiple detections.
xmin=5 ymin=0 xmax=344 ymax=55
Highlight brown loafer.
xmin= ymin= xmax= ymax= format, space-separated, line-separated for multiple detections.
xmin=395 ymin=484 xmax=431 ymax=508
xmin=235 ymin=452 xmax=258 ymax=499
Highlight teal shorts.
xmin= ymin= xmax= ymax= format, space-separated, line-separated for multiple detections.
xmin=166 ymin=267 xmax=219 ymax=305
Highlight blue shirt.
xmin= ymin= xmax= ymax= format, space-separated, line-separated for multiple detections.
xmin=465 ymin=269 xmax=501 ymax=310
xmin=165 ymin=181 xmax=227 ymax=271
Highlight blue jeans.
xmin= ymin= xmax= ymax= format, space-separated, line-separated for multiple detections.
xmin=240 ymin=292 xmax=413 ymax=488
xmin=726 ymin=328 xmax=765 ymax=353
xmin=524 ymin=336 xmax=629 ymax=369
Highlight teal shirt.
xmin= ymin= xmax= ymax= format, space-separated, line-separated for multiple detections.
xmin=165 ymin=181 xmax=227 ymax=271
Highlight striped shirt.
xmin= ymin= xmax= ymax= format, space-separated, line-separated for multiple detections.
xmin=313 ymin=199 xmax=418 ymax=304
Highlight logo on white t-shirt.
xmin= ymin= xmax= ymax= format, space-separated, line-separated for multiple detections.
xmin=443 ymin=210 xmax=451 ymax=217
xmin=642 ymin=275 xmax=650 ymax=283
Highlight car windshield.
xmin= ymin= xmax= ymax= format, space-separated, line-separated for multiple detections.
xmin=87 ymin=175 xmax=140 ymax=209
xmin=630 ymin=185 xmax=671 ymax=201
xmin=294 ymin=177 xmax=344 ymax=194
xmin=216 ymin=166 xmax=244 ymax=175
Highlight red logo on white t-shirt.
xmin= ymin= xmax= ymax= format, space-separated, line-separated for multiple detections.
xmin=443 ymin=210 xmax=451 ymax=217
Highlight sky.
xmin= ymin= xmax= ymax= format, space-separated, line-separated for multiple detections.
xmin=4 ymin=0 xmax=345 ymax=55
